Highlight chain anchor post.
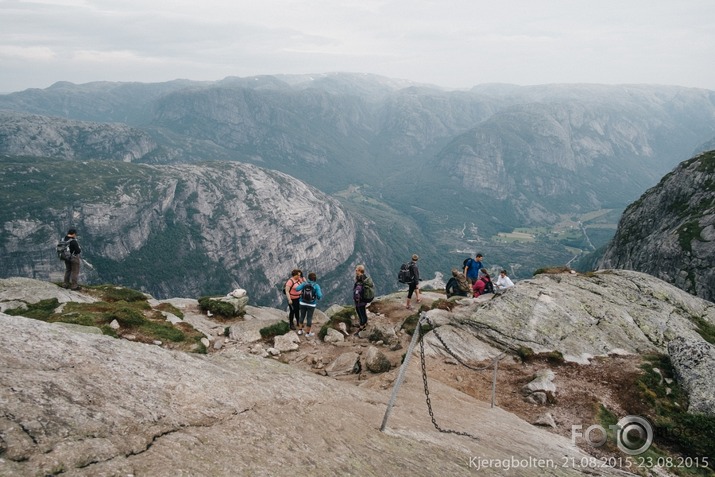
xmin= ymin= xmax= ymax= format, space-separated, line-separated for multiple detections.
xmin=380 ymin=311 xmax=425 ymax=433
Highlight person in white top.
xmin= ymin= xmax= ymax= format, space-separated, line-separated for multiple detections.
xmin=495 ymin=270 xmax=515 ymax=291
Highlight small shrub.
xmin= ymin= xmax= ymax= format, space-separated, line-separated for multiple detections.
xmin=516 ymin=346 xmax=535 ymax=362
xmin=260 ymin=321 xmax=290 ymax=340
xmin=198 ymin=296 xmax=240 ymax=318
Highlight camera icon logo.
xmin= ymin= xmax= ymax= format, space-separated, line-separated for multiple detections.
xmin=571 ymin=414 xmax=653 ymax=456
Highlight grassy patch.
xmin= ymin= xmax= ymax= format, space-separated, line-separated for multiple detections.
xmin=260 ymin=321 xmax=290 ymax=340
xmin=318 ymin=307 xmax=355 ymax=340
xmin=198 ymin=296 xmax=242 ymax=318
xmin=5 ymin=298 xmax=59 ymax=321
xmin=154 ymin=302 xmax=185 ymax=319
xmin=401 ymin=313 xmax=434 ymax=336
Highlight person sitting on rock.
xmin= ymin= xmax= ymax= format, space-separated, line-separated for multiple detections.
xmin=445 ymin=269 xmax=470 ymax=298
xmin=495 ymin=270 xmax=515 ymax=291
xmin=479 ymin=269 xmax=495 ymax=294
xmin=472 ymin=276 xmax=486 ymax=297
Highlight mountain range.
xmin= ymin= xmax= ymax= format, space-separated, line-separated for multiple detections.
xmin=1 ymin=73 xmax=715 ymax=303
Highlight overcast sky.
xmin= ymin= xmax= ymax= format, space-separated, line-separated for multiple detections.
xmin=1 ymin=0 xmax=714 ymax=93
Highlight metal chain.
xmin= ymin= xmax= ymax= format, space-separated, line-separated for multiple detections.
xmin=418 ymin=324 xmax=480 ymax=441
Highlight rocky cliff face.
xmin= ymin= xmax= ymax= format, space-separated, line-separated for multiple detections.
xmin=599 ymin=150 xmax=715 ymax=302
xmin=0 ymin=159 xmax=363 ymax=303
xmin=0 ymin=110 xmax=158 ymax=162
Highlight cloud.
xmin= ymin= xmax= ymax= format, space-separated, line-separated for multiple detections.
xmin=0 ymin=0 xmax=714 ymax=92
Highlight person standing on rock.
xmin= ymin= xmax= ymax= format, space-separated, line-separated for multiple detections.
xmin=62 ymin=228 xmax=82 ymax=290
xmin=353 ymin=264 xmax=374 ymax=331
xmin=405 ymin=254 xmax=421 ymax=310
xmin=464 ymin=253 xmax=484 ymax=285
xmin=285 ymin=269 xmax=304 ymax=330
xmin=295 ymin=272 xmax=323 ymax=337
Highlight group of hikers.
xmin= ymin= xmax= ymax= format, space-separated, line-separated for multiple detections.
xmin=445 ymin=253 xmax=515 ymax=299
xmin=283 ymin=265 xmax=375 ymax=336
xmin=284 ymin=252 xmax=515 ymax=332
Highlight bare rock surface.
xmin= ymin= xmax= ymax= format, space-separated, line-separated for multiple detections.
xmin=435 ymin=269 xmax=715 ymax=363
xmin=0 ymin=313 xmax=629 ymax=477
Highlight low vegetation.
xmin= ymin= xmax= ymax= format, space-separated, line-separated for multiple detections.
xmin=595 ymin=354 xmax=715 ymax=476
xmin=318 ymin=307 xmax=355 ymax=340
xmin=5 ymin=284 xmax=206 ymax=353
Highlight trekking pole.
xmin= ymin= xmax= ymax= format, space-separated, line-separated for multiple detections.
xmin=380 ymin=311 xmax=425 ymax=432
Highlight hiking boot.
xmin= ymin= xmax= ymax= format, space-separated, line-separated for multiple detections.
xmin=289 ymin=324 xmax=296 ymax=330
xmin=70 ymin=286 xmax=82 ymax=291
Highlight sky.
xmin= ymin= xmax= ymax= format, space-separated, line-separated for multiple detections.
xmin=1 ymin=0 xmax=714 ymax=93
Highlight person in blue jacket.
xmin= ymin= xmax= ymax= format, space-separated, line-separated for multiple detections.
xmin=295 ymin=272 xmax=323 ymax=337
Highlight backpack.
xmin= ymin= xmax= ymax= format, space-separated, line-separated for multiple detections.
xmin=301 ymin=282 xmax=317 ymax=302
xmin=457 ymin=275 xmax=471 ymax=293
xmin=397 ymin=263 xmax=413 ymax=283
xmin=353 ymin=283 xmax=364 ymax=302
xmin=463 ymin=257 xmax=473 ymax=269
xmin=361 ymin=280 xmax=375 ymax=302
xmin=56 ymin=239 xmax=72 ymax=261
xmin=483 ymin=278 xmax=495 ymax=294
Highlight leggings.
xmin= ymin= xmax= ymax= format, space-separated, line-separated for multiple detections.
xmin=355 ymin=304 xmax=368 ymax=326
xmin=299 ymin=305 xmax=316 ymax=328
xmin=288 ymin=298 xmax=300 ymax=325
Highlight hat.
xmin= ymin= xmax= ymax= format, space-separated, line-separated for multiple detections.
xmin=67 ymin=228 xmax=77 ymax=235
xmin=412 ymin=254 xmax=419 ymax=261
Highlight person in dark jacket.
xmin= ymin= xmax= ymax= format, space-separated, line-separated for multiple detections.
xmin=62 ymin=228 xmax=82 ymax=290
xmin=353 ymin=264 xmax=374 ymax=331
xmin=405 ymin=254 xmax=421 ymax=309
xmin=445 ymin=269 xmax=470 ymax=298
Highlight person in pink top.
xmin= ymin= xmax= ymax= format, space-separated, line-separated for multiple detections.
xmin=284 ymin=269 xmax=304 ymax=330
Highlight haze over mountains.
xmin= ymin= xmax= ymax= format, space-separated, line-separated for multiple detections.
xmin=1 ymin=73 xmax=715 ymax=303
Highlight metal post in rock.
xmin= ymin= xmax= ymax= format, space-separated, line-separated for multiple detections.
xmin=379 ymin=311 xmax=424 ymax=432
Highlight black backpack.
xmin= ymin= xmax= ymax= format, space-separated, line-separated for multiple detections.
xmin=397 ymin=263 xmax=413 ymax=283
xmin=463 ymin=257 xmax=473 ymax=269
xmin=301 ymin=283 xmax=317 ymax=302
xmin=56 ymin=239 xmax=72 ymax=261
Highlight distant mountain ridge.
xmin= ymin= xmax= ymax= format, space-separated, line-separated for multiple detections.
xmin=2 ymin=74 xmax=715 ymax=295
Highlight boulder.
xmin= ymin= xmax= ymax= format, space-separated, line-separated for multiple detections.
xmin=325 ymin=352 xmax=361 ymax=377
xmin=324 ymin=328 xmax=345 ymax=344
xmin=273 ymin=331 xmax=300 ymax=353
xmin=667 ymin=337 xmax=715 ymax=415
xmin=365 ymin=346 xmax=391 ymax=374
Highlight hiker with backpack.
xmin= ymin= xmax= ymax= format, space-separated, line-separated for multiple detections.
xmin=60 ymin=228 xmax=82 ymax=290
xmin=479 ymin=269 xmax=495 ymax=294
xmin=404 ymin=254 xmax=421 ymax=310
xmin=445 ymin=269 xmax=470 ymax=298
xmin=353 ymin=264 xmax=375 ymax=332
xmin=463 ymin=253 xmax=484 ymax=284
xmin=295 ymin=272 xmax=323 ymax=337
xmin=284 ymin=269 xmax=305 ymax=330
